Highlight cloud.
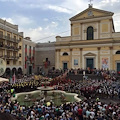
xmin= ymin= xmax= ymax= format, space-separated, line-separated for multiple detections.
xmin=22 ymin=26 xmax=56 ymax=43
xmin=2 ymin=15 xmax=34 ymax=28
xmin=43 ymin=18 xmax=49 ymax=21
xmin=0 ymin=0 xmax=17 ymax=2
xmin=19 ymin=21 xmax=59 ymax=42
xmin=44 ymin=4 xmax=72 ymax=14
xmin=100 ymin=0 xmax=120 ymax=6
xmin=1 ymin=17 xmax=14 ymax=24
xmin=113 ymin=13 xmax=120 ymax=31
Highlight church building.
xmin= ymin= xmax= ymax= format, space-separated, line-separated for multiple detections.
xmin=55 ymin=5 xmax=120 ymax=72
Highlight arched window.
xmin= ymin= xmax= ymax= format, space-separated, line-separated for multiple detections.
xmin=116 ymin=51 xmax=120 ymax=54
xmin=87 ymin=26 xmax=94 ymax=40
xmin=63 ymin=52 xmax=68 ymax=56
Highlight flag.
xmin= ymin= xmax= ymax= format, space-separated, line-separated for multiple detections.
xmin=12 ymin=72 xmax=16 ymax=84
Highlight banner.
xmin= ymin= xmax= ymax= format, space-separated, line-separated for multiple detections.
xmin=101 ymin=57 xmax=109 ymax=69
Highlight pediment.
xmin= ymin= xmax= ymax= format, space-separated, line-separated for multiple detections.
xmin=84 ymin=52 xmax=96 ymax=56
xmin=70 ymin=7 xmax=114 ymax=21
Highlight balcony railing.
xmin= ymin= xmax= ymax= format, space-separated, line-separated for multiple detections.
xmin=5 ymin=45 xmax=19 ymax=51
xmin=5 ymin=55 xmax=19 ymax=60
xmin=0 ymin=35 xmax=21 ymax=43
xmin=0 ymin=35 xmax=6 ymax=39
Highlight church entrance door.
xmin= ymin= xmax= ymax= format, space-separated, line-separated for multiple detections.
xmin=63 ymin=62 xmax=68 ymax=70
xmin=117 ymin=63 xmax=120 ymax=72
xmin=86 ymin=58 xmax=94 ymax=69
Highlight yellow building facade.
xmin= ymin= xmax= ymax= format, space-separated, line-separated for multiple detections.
xmin=55 ymin=5 xmax=120 ymax=72
xmin=0 ymin=19 xmax=23 ymax=76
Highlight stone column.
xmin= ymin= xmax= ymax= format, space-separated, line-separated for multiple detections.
xmin=55 ymin=49 xmax=60 ymax=69
xmin=70 ymin=49 xmax=72 ymax=69
xmin=110 ymin=47 xmax=113 ymax=70
xmin=80 ymin=48 xmax=83 ymax=68
xmin=97 ymin=47 xmax=101 ymax=69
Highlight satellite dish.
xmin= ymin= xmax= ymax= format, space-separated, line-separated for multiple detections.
xmin=0 ymin=58 xmax=6 ymax=76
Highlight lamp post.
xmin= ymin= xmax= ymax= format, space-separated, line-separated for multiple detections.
xmin=83 ymin=70 xmax=85 ymax=81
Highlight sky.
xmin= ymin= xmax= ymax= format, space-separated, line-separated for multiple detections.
xmin=0 ymin=0 xmax=120 ymax=43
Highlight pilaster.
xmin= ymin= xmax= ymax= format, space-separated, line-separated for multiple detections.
xmin=109 ymin=47 xmax=113 ymax=70
xmin=70 ymin=48 xmax=72 ymax=69
xmin=97 ymin=47 xmax=101 ymax=69
xmin=80 ymin=48 xmax=83 ymax=68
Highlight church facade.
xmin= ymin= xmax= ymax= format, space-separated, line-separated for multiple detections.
xmin=55 ymin=5 xmax=120 ymax=72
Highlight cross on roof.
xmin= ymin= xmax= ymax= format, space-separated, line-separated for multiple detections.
xmin=89 ymin=0 xmax=93 ymax=5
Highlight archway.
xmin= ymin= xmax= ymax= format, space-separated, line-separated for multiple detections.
xmin=12 ymin=67 xmax=17 ymax=75
xmin=116 ymin=50 xmax=120 ymax=54
xmin=5 ymin=68 xmax=11 ymax=77
xmin=18 ymin=67 xmax=22 ymax=75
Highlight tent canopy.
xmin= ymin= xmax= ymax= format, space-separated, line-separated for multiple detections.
xmin=0 ymin=77 xmax=9 ymax=82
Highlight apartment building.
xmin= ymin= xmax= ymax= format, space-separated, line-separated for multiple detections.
xmin=0 ymin=19 xmax=23 ymax=76
xmin=23 ymin=37 xmax=36 ymax=75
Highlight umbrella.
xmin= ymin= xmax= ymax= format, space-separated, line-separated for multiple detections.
xmin=0 ymin=77 xmax=9 ymax=82
xmin=46 ymin=102 xmax=51 ymax=106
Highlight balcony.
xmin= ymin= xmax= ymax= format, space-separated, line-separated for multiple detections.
xmin=5 ymin=55 xmax=19 ymax=60
xmin=0 ymin=35 xmax=6 ymax=40
xmin=0 ymin=44 xmax=5 ymax=49
xmin=12 ymin=56 xmax=19 ymax=60
xmin=6 ymin=55 xmax=12 ymax=59
xmin=6 ymin=36 xmax=13 ymax=42
xmin=5 ymin=45 xmax=19 ymax=51
xmin=0 ymin=34 xmax=21 ymax=43
xmin=12 ymin=38 xmax=20 ymax=43
xmin=14 ymin=47 xmax=19 ymax=51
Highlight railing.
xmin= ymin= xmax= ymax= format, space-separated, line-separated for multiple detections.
xmin=0 ymin=35 xmax=6 ymax=39
xmin=0 ymin=35 xmax=21 ymax=43
xmin=4 ymin=45 xmax=19 ymax=51
xmin=5 ymin=55 xmax=19 ymax=59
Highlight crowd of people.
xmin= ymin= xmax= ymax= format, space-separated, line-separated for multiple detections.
xmin=0 ymin=69 xmax=120 ymax=120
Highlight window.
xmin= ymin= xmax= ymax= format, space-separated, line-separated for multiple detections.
xmin=116 ymin=51 xmax=120 ymax=54
xmin=19 ymin=46 xmax=21 ymax=49
xmin=63 ymin=52 xmax=68 ymax=56
xmin=87 ymin=26 xmax=94 ymax=40
xmin=74 ymin=59 xmax=78 ymax=65
xmin=14 ymin=36 xmax=16 ymax=40
xmin=7 ymin=33 xmax=10 ymax=39
xmin=0 ymin=31 xmax=3 ymax=37
xmin=46 ymin=58 xmax=48 ymax=62
xmin=7 ymin=61 xmax=9 ymax=65
xmin=19 ymin=53 xmax=21 ymax=57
